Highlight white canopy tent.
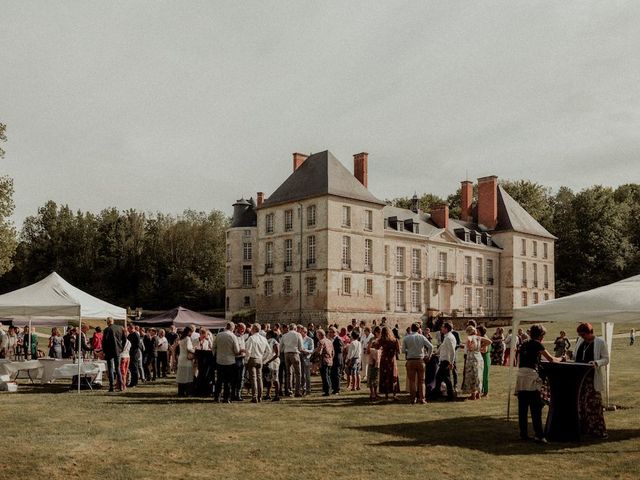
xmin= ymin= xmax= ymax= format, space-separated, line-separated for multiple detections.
xmin=0 ymin=272 xmax=127 ymax=392
xmin=507 ymin=273 xmax=640 ymax=417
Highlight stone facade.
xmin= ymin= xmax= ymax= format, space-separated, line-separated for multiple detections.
xmin=225 ymin=150 xmax=556 ymax=329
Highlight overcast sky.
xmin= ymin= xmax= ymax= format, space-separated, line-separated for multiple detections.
xmin=1 ymin=1 xmax=639 ymax=225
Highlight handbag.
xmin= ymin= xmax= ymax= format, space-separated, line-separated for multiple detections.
xmin=187 ymin=351 xmax=195 ymax=361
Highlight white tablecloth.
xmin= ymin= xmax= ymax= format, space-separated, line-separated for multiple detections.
xmin=52 ymin=361 xmax=107 ymax=384
xmin=38 ymin=358 xmax=75 ymax=383
xmin=0 ymin=359 xmax=42 ymax=379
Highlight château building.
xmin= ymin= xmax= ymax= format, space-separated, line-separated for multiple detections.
xmin=225 ymin=150 xmax=556 ymax=327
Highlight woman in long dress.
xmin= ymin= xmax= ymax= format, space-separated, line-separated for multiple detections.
xmin=574 ymin=322 xmax=609 ymax=438
xmin=176 ymin=327 xmax=195 ymax=397
xmin=462 ymin=326 xmax=488 ymax=400
xmin=490 ymin=327 xmax=505 ymax=365
xmin=378 ymin=326 xmax=400 ymax=400
xmin=477 ymin=325 xmax=492 ymax=396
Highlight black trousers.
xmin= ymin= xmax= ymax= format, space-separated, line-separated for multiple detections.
xmin=143 ymin=354 xmax=157 ymax=380
xmin=215 ymin=364 xmax=235 ymax=401
xmin=330 ymin=361 xmax=341 ymax=393
xmin=434 ymin=361 xmax=454 ymax=400
xmin=518 ymin=391 xmax=544 ymax=438
xmin=156 ymin=351 xmax=168 ymax=377
xmin=320 ymin=364 xmax=332 ymax=394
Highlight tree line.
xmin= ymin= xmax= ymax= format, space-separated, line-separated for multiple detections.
xmin=391 ymin=180 xmax=640 ymax=297
xmin=0 ymin=201 xmax=229 ymax=311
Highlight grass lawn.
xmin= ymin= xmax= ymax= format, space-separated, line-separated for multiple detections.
xmin=2 ymin=328 xmax=639 ymax=480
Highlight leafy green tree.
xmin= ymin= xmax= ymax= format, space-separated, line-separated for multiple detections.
xmin=0 ymin=122 xmax=17 ymax=275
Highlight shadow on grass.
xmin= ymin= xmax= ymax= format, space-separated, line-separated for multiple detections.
xmin=351 ymin=415 xmax=640 ymax=455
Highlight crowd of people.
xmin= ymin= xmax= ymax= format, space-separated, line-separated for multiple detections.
xmin=93 ymin=315 xmax=517 ymax=406
xmin=0 ymin=315 xmax=614 ymax=442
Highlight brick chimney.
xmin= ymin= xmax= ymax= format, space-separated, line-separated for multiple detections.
xmin=353 ymin=152 xmax=368 ymax=188
xmin=292 ymin=152 xmax=308 ymax=172
xmin=256 ymin=192 xmax=264 ymax=208
xmin=430 ymin=204 xmax=449 ymax=229
xmin=461 ymin=180 xmax=473 ymax=222
xmin=477 ymin=175 xmax=498 ymax=230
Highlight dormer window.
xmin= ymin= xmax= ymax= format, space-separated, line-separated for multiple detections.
xmin=464 ymin=232 xmax=470 ymax=242
xmin=476 ymin=234 xmax=482 ymax=245
xmin=414 ymin=224 xmax=419 ymax=235
xmin=398 ymin=222 xmax=404 ymax=232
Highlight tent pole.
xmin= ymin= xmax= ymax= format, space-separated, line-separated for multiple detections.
xmin=77 ymin=315 xmax=82 ymax=394
xmin=28 ymin=316 xmax=32 ymax=360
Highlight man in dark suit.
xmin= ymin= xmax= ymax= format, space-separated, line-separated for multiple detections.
xmin=102 ymin=317 xmax=125 ymax=392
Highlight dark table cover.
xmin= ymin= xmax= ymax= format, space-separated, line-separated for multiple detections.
xmin=540 ymin=361 xmax=592 ymax=441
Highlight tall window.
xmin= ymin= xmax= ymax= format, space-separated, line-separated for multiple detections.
xmin=306 ymin=277 xmax=316 ymax=295
xmin=364 ymin=239 xmax=373 ymax=271
xmin=226 ymin=244 xmax=231 ymax=262
xmin=486 ymin=259 xmax=494 ymax=284
xmin=475 ymin=289 xmax=483 ymax=311
xmin=396 ymin=281 xmax=406 ymax=311
xmin=284 ymin=209 xmax=293 ymax=231
xmin=411 ymin=282 xmax=421 ymax=312
xmin=265 ymin=242 xmax=273 ymax=268
xmin=242 ymin=266 xmax=252 ymax=288
xmin=543 ymin=242 xmax=549 ymax=259
xmin=532 ymin=241 xmax=538 ymax=257
xmin=343 ymin=276 xmax=351 ymax=295
xmin=364 ymin=210 xmax=373 ymax=230
xmin=438 ymin=252 xmax=447 ymax=276
xmin=284 ymin=239 xmax=293 ymax=269
xmin=521 ymin=238 xmax=527 ymax=256
xmin=533 ymin=263 xmax=538 ymax=287
xmin=264 ymin=280 xmax=273 ymax=297
xmin=342 ymin=206 xmax=351 ymax=227
xmin=464 ymin=287 xmax=472 ymax=313
xmin=521 ymin=291 xmax=528 ymax=307
xmin=412 ymin=249 xmax=421 ymax=277
xmin=243 ymin=242 xmax=252 ymax=261
xmin=384 ymin=245 xmax=389 ymax=272
xmin=365 ymin=278 xmax=373 ymax=296
xmin=342 ymin=236 xmax=351 ymax=268
xmin=475 ymin=258 xmax=482 ymax=284
xmin=385 ymin=280 xmax=391 ymax=310
xmin=396 ymin=247 xmax=405 ymax=275
xmin=533 ymin=292 xmax=539 ymax=304
xmin=544 ymin=264 xmax=549 ymax=288
xmin=521 ymin=261 xmax=527 ymax=286
xmin=265 ymin=213 xmax=274 ymax=234
xmin=307 ymin=235 xmax=316 ymax=266
xmin=544 ymin=293 xmax=550 ymax=302
xmin=464 ymin=256 xmax=472 ymax=283
xmin=283 ymin=276 xmax=292 ymax=295
xmin=484 ymin=289 xmax=494 ymax=312
xmin=307 ymin=205 xmax=316 ymax=227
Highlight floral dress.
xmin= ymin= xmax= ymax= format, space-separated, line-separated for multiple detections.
xmin=378 ymin=339 xmax=400 ymax=395
xmin=462 ymin=335 xmax=484 ymax=394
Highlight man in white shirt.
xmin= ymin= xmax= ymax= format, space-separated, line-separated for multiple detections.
xmin=280 ymin=323 xmax=304 ymax=397
xmin=434 ymin=322 xmax=456 ymax=401
xmin=213 ymin=322 xmax=241 ymax=403
xmin=244 ymin=323 xmax=270 ymax=403
xmin=402 ymin=323 xmax=433 ymax=404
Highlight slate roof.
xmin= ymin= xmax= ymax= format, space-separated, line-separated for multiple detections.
xmin=496 ymin=186 xmax=556 ymax=239
xmin=231 ymin=198 xmax=257 ymax=228
xmin=382 ymin=205 xmax=442 ymax=238
xmin=261 ymin=150 xmax=385 ymax=208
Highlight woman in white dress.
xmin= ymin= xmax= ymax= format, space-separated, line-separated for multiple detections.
xmin=176 ymin=327 xmax=195 ymax=397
